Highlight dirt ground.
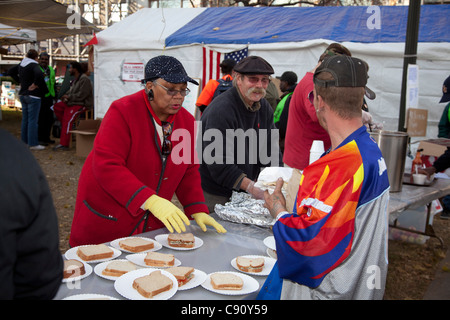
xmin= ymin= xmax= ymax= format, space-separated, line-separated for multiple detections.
xmin=1 ymin=107 xmax=450 ymax=300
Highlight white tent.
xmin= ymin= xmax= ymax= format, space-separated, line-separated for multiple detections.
xmin=0 ymin=23 xmax=36 ymax=45
xmin=93 ymin=6 xmax=450 ymax=140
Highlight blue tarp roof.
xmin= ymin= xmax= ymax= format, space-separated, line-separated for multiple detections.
xmin=165 ymin=5 xmax=450 ymax=47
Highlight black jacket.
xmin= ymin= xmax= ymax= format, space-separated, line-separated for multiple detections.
xmin=0 ymin=128 xmax=63 ymax=299
xmin=199 ymin=86 xmax=283 ymax=197
xmin=8 ymin=58 xmax=48 ymax=97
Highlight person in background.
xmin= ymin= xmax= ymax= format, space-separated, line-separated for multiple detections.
xmin=52 ymin=61 xmax=93 ymax=151
xmin=437 ymin=75 xmax=450 ymax=138
xmin=199 ymin=56 xmax=282 ymax=212
xmin=259 ymin=55 xmax=390 ymax=300
xmin=419 ymin=147 xmax=450 ymax=220
xmin=8 ymin=49 xmax=48 ymax=150
xmin=0 ymin=128 xmax=63 ymax=299
xmin=69 ymin=55 xmax=225 ymax=248
xmin=273 ymin=71 xmax=298 ymax=153
xmin=37 ymin=52 xmax=56 ymax=146
xmin=196 ymin=58 xmax=236 ymax=113
xmin=283 ymin=43 xmax=352 ymax=170
xmin=265 ymin=78 xmax=280 ymax=111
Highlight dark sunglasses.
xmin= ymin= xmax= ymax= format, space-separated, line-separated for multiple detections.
xmin=161 ymin=121 xmax=173 ymax=156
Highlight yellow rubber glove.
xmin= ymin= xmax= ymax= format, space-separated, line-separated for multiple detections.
xmin=192 ymin=212 xmax=227 ymax=233
xmin=143 ymin=195 xmax=190 ymax=233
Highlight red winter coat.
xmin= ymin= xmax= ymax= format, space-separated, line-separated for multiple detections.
xmin=69 ymin=90 xmax=208 ymax=247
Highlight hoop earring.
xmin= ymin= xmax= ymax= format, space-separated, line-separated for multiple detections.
xmin=147 ymin=89 xmax=154 ymax=101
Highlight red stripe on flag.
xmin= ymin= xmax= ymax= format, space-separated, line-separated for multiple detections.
xmin=216 ymin=51 xmax=221 ymax=80
xmin=202 ymin=47 xmax=207 ymax=89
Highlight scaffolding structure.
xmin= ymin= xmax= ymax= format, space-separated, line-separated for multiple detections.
xmin=1 ymin=0 xmax=144 ymax=75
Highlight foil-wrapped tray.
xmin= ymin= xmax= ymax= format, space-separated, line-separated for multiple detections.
xmin=214 ymin=192 xmax=275 ymax=227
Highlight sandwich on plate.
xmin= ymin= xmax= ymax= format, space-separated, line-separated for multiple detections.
xmin=236 ymin=256 xmax=265 ymax=273
xmin=144 ymin=251 xmax=175 ymax=267
xmin=63 ymin=259 xmax=86 ymax=279
xmin=132 ymin=270 xmax=173 ymax=298
xmin=102 ymin=260 xmax=136 ymax=277
xmin=119 ymin=237 xmax=154 ymax=252
xmin=77 ymin=244 xmax=114 ymax=261
xmin=210 ymin=273 xmax=243 ymax=290
xmin=167 ymin=232 xmax=195 ymax=248
xmin=165 ymin=266 xmax=195 ymax=287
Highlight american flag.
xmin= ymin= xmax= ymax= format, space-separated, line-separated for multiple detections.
xmin=201 ymin=47 xmax=248 ymax=88
xmin=224 ymin=47 xmax=248 ymax=64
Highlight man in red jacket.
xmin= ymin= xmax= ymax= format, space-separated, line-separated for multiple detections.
xmin=70 ymin=56 xmax=225 ymax=247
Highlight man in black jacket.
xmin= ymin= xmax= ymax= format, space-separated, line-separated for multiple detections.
xmin=8 ymin=49 xmax=48 ymax=150
xmin=419 ymin=147 xmax=450 ymax=219
xmin=199 ymin=56 xmax=282 ymax=211
xmin=0 ymin=128 xmax=63 ymax=299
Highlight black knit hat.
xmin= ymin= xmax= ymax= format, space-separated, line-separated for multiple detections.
xmin=142 ymin=55 xmax=198 ymax=85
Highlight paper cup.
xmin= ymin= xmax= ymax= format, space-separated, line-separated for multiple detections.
xmin=412 ymin=174 xmax=426 ymax=185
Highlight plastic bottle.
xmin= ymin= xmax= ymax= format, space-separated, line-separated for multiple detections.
xmin=411 ymin=148 xmax=423 ymax=174
xmin=309 ymin=140 xmax=325 ymax=165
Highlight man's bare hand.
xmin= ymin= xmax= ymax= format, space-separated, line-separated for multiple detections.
xmin=264 ymin=178 xmax=287 ymax=218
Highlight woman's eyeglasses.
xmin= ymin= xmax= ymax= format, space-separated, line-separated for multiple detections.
xmin=161 ymin=121 xmax=173 ymax=156
xmin=153 ymin=81 xmax=190 ymax=97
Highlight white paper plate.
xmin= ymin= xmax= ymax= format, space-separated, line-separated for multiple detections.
xmin=94 ymin=259 xmax=140 ymax=281
xmin=175 ymin=268 xmax=207 ymax=291
xmin=125 ymin=252 xmax=181 ymax=268
xmin=201 ymin=271 xmax=259 ymax=296
xmin=266 ymin=248 xmax=277 ymax=260
xmin=110 ymin=236 xmax=162 ymax=253
xmin=61 ymin=260 xmax=93 ymax=283
xmin=263 ymin=236 xmax=276 ymax=251
xmin=62 ymin=293 xmax=119 ymax=300
xmin=114 ymin=268 xmax=178 ymax=300
xmin=231 ymin=255 xmax=276 ymax=276
xmin=155 ymin=234 xmax=203 ymax=251
xmin=64 ymin=245 xmax=121 ymax=263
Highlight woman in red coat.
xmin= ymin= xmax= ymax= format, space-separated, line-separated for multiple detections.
xmin=70 ymin=56 xmax=225 ymax=247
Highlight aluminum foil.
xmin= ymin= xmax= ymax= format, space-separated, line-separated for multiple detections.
xmin=214 ymin=191 xmax=275 ymax=227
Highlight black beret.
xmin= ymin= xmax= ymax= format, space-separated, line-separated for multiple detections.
xmin=233 ymin=56 xmax=274 ymax=75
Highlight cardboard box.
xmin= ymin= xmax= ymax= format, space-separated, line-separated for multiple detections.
xmin=70 ymin=119 xmax=101 ymax=157
xmin=418 ymin=139 xmax=450 ymax=157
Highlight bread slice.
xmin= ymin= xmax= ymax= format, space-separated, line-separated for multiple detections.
xmin=132 ymin=270 xmax=173 ymax=298
xmin=102 ymin=260 xmax=136 ymax=277
xmin=77 ymin=244 xmax=114 ymax=261
xmin=236 ymin=256 xmax=265 ymax=273
xmin=210 ymin=273 xmax=243 ymax=290
xmin=167 ymin=232 xmax=195 ymax=248
xmin=144 ymin=251 xmax=175 ymax=267
xmin=63 ymin=259 xmax=86 ymax=279
xmin=119 ymin=238 xmax=154 ymax=252
xmin=165 ymin=266 xmax=195 ymax=287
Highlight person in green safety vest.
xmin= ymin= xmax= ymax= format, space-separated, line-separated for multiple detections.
xmin=38 ymin=52 xmax=56 ymax=145
xmin=273 ymin=71 xmax=297 ymax=153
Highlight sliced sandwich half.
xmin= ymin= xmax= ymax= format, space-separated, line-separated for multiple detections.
xmin=132 ymin=270 xmax=173 ymax=298
xmin=167 ymin=232 xmax=195 ymax=248
xmin=144 ymin=251 xmax=175 ymax=267
xmin=119 ymin=237 xmax=154 ymax=252
xmin=210 ymin=273 xmax=243 ymax=290
xmin=236 ymin=256 xmax=265 ymax=273
xmin=102 ymin=260 xmax=136 ymax=277
xmin=165 ymin=266 xmax=195 ymax=287
xmin=77 ymin=244 xmax=114 ymax=261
